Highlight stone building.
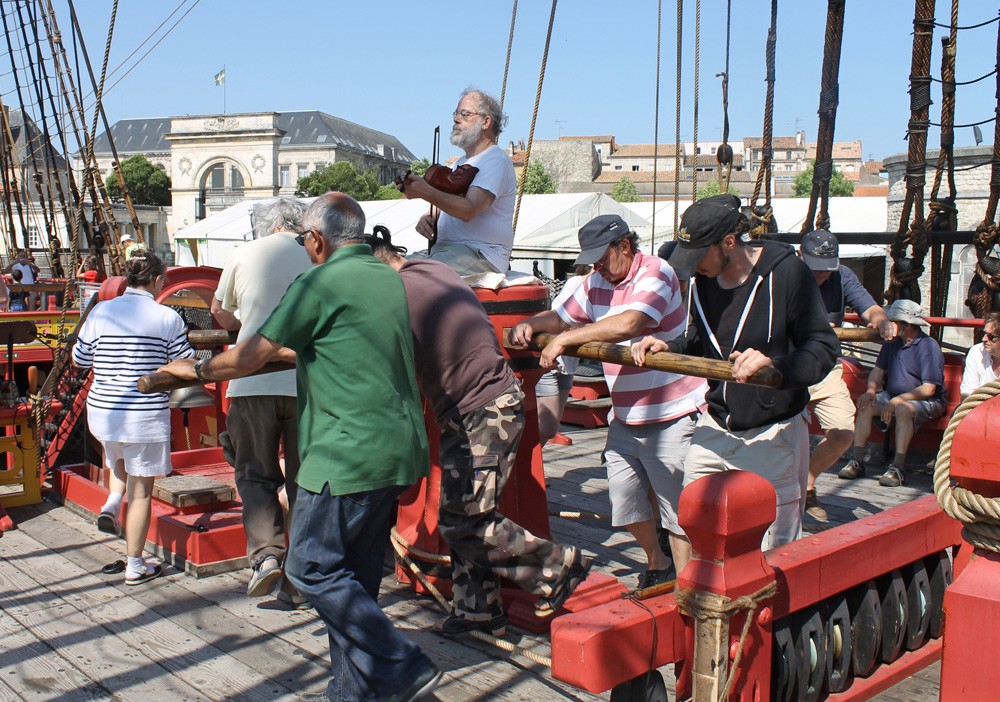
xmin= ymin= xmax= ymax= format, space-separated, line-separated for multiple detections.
xmin=81 ymin=111 xmax=415 ymax=234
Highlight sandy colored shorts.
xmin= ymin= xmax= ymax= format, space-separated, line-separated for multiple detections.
xmin=808 ymin=362 xmax=856 ymax=432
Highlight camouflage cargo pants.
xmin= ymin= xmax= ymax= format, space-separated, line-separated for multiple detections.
xmin=438 ymin=384 xmax=579 ymax=621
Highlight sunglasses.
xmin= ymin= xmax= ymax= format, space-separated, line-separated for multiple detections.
xmin=295 ymin=229 xmax=317 ymax=246
xmin=985 ymin=330 xmax=999 ymax=342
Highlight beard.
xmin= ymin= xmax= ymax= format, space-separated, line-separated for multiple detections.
xmin=450 ymin=122 xmax=480 ymax=150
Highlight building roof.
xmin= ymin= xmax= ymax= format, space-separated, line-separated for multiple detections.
xmin=743 ymin=136 xmax=804 ymax=150
xmin=560 ymin=135 xmax=614 ymax=143
xmin=862 ymin=159 xmax=885 ymax=175
xmin=853 ymin=185 xmax=889 ymax=197
xmin=4 ymin=108 xmax=67 ymax=169
xmin=693 ymin=153 xmax=744 ymax=168
xmin=594 ymin=169 xmax=755 ymax=184
xmin=609 ymin=143 xmax=681 ymax=158
xmin=90 ymin=111 xmax=415 ymax=165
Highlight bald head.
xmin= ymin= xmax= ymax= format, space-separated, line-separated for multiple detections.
xmin=302 ymin=192 xmax=366 ymax=248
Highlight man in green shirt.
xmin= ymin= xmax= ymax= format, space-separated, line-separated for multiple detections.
xmin=159 ymin=192 xmax=440 ymax=702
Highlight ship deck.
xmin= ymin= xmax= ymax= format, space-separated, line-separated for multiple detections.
xmin=0 ymin=425 xmax=941 ymax=701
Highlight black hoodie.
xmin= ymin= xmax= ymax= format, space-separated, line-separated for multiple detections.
xmin=668 ymin=241 xmax=838 ymax=431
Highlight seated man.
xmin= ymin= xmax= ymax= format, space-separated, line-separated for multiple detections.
xmin=960 ymin=312 xmax=1000 ymax=400
xmin=839 ymin=299 xmax=946 ymax=487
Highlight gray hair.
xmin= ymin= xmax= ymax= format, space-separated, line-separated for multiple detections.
xmin=301 ymin=192 xmax=366 ymax=248
xmin=253 ymin=197 xmax=305 ymax=238
xmin=462 ymin=87 xmax=507 ymax=140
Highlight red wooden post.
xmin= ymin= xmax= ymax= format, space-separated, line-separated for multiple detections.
xmin=939 ymin=397 xmax=1000 ymax=701
xmin=676 ymin=471 xmax=777 ymax=701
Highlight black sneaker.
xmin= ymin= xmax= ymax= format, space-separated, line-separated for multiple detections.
xmin=384 ymin=663 xmax=443 ymax=702
xmin=434 ymin=612 xmax=507 ymax=638
xmin=535 ymin=554 xmax=593 ymax=617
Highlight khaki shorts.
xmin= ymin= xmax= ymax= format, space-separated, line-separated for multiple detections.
xmin=808 ymin=362 xmax=856 ymax=432
xmin=683 ymin=411 xmax=809 ymax=550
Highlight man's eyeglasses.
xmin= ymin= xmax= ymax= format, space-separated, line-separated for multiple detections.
xmin=985 ymin=330 xmax=999 ymax=342
xmin=453 ymin=109 xmax=485 ymax=121
xmin=295 ymin=229 xmax=316 ymax=246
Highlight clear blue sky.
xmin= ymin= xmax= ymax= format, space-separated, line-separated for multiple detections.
xmin=17 ymin=1 xmax=1000 ymax=164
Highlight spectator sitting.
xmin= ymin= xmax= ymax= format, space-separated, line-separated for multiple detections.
xmin=77 ymin=255 xmax=106 ymax=283
xmin=9 ymin=269 xmax=26 ymax=311
xmin=960 ymin=312 xmax=1000 ymax=400
xmin=839 ymin=299 xmax=946 ymax=487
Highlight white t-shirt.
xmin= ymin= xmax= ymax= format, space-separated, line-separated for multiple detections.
xmin=960 ymin=342 xmax=1000 ymax=396
xmin=215 ymin=231 xmax=311 ymax=397
xmin=72 ymin=288 xmax=194 ymax=442
xmin=12 ymin=262 xmax=35 ymax=284
xmin=436 ymin=144 xmax=516 ymax=273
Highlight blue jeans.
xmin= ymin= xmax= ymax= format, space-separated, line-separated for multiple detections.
xmin=286 ymin=483 xmax=433 ymax=701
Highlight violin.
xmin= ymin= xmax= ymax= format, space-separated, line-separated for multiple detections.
xmin=395 ymin=127 xmax=478 ymax=196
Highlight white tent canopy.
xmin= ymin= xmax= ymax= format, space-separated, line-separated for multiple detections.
xmin=171 ymin=193 xmax=889 ymax=268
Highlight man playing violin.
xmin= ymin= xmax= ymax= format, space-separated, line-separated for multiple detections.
xmin=397 ymin=88 xmax=516 ymax=276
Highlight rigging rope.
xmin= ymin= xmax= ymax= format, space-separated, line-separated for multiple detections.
xmin=749 ymin=0 xmax=778 ymax=239
xmin=966 ymin=15 xmax=1000 ymax=323
xmin=691 ymin=0 xmax=700 ymax=203
xmin=650 ymin=0 xmax=663 ymax=253
xmin=499 ymin=0 xmax=517 ymax=112
xmin=928 ymin=0 xmax=961 ymax=338
xmin=715 ymin=0 xmax=733 ymax=194
xmin=885 ymin=0 xmax=936 ymax=306
xmin=672 ymin=0 xmax=683 ymax=238
xmin=511 ymin=0 xmax=557 ymax=237
xmin=801 ymin=0 xmax=846 ymax=236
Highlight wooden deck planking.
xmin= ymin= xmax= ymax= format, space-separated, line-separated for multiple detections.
xmin=0 ymin=425 xmax=946 ymax=701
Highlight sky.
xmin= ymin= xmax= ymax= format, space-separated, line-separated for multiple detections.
xmin=6 ymin=1 xmax=1000 ymax=165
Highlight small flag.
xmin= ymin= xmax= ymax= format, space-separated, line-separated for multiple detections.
xmin=214 ymin=68 xmax=225 ymax=86
xmin=974 ymin=125 xmax=984 ymax=146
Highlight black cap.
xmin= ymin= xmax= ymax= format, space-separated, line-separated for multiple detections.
xmin=575 ymin=214 xmax=631 ymax=266
xmin=800 ymin=229 xmax=840 ymax=271
xmin=668 ymin=194 xmax=742 ymax=273
xmin=656 ymin=240 xmax=690 ymax=280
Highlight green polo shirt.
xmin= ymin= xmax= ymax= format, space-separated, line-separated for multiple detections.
xmin=257 ymin=243 xmax=429 ymax=495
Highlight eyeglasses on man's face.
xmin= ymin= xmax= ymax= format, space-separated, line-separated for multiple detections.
xmin=453 ymin=109 xmax=485 ymax=121
xmin=296 ymin=229 xmax=317 ymax=246
xmin=985 ymin=329 xmax=999 ymax=342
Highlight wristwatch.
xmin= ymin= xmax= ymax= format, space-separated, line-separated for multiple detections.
xmin=194 ymin=358 xmax=208 ymax=382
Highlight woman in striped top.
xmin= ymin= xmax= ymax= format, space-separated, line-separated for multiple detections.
xmin=72 ymin=253 xmax=195 ymax=585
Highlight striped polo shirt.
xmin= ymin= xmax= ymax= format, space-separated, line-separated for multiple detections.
xmin=555 ymin=251 xmax=707 ymax=425
xmin=72 ymin=288 xmax=195 ymax=443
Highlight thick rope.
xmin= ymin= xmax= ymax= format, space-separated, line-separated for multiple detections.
xmin=691 ymin=0 xmax=701 ymax=202
xmin=672 ymin=0 xmax=683 ymax=237
xmin=928 ymin=0 xmax=960 ymax=334
xmin=801 ymin=0 xmax=846 ymax=235
xmin=966 ymin=15 xmax=1000 ymax=323
xmin=934 ymin=379 xmax=1000 ymax=553
xmin=749 ymin=0 xmax=778 ymax=239
xmin=511 ymin=0 xmax=557 ymax=236
xmin=499 ymin=0 xmax=518 ymax=111
xmin=886 ymin=0 xmax=936 ymax=305
xmin=675 ymin=581 xmax=778 ymax=702
xmin=650 ymin=0 xmax=663 ymax=253
xmin=715 ymin=0 xmax=733 ymax=194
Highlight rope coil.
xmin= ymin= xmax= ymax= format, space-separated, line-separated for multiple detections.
xmin=934 ymin=379 xmax=1000 ymax=553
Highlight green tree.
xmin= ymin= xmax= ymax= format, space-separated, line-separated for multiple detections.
xmin=610 ymin=176 xmax=641 ymax=203
xmin=793 ymin=161 xmax=854 ymax=197
xmin=519 ymin=160 xmax=557 ymax=194
xmin=373 ymin=183 xmax=403 ymax=200
xmin=695 ymin=179 xmax=740 ymax=200
xmin=295 ymin=161 xmax=380 ymax=200
xmin=410 ymin=158 xmax=431 ymax=176
xmin=105 ymin=155 xmax=171 ymax=206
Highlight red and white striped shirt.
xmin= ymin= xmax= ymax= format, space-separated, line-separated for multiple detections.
xmin=555 ymin=251 xmax=707 ymax=425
